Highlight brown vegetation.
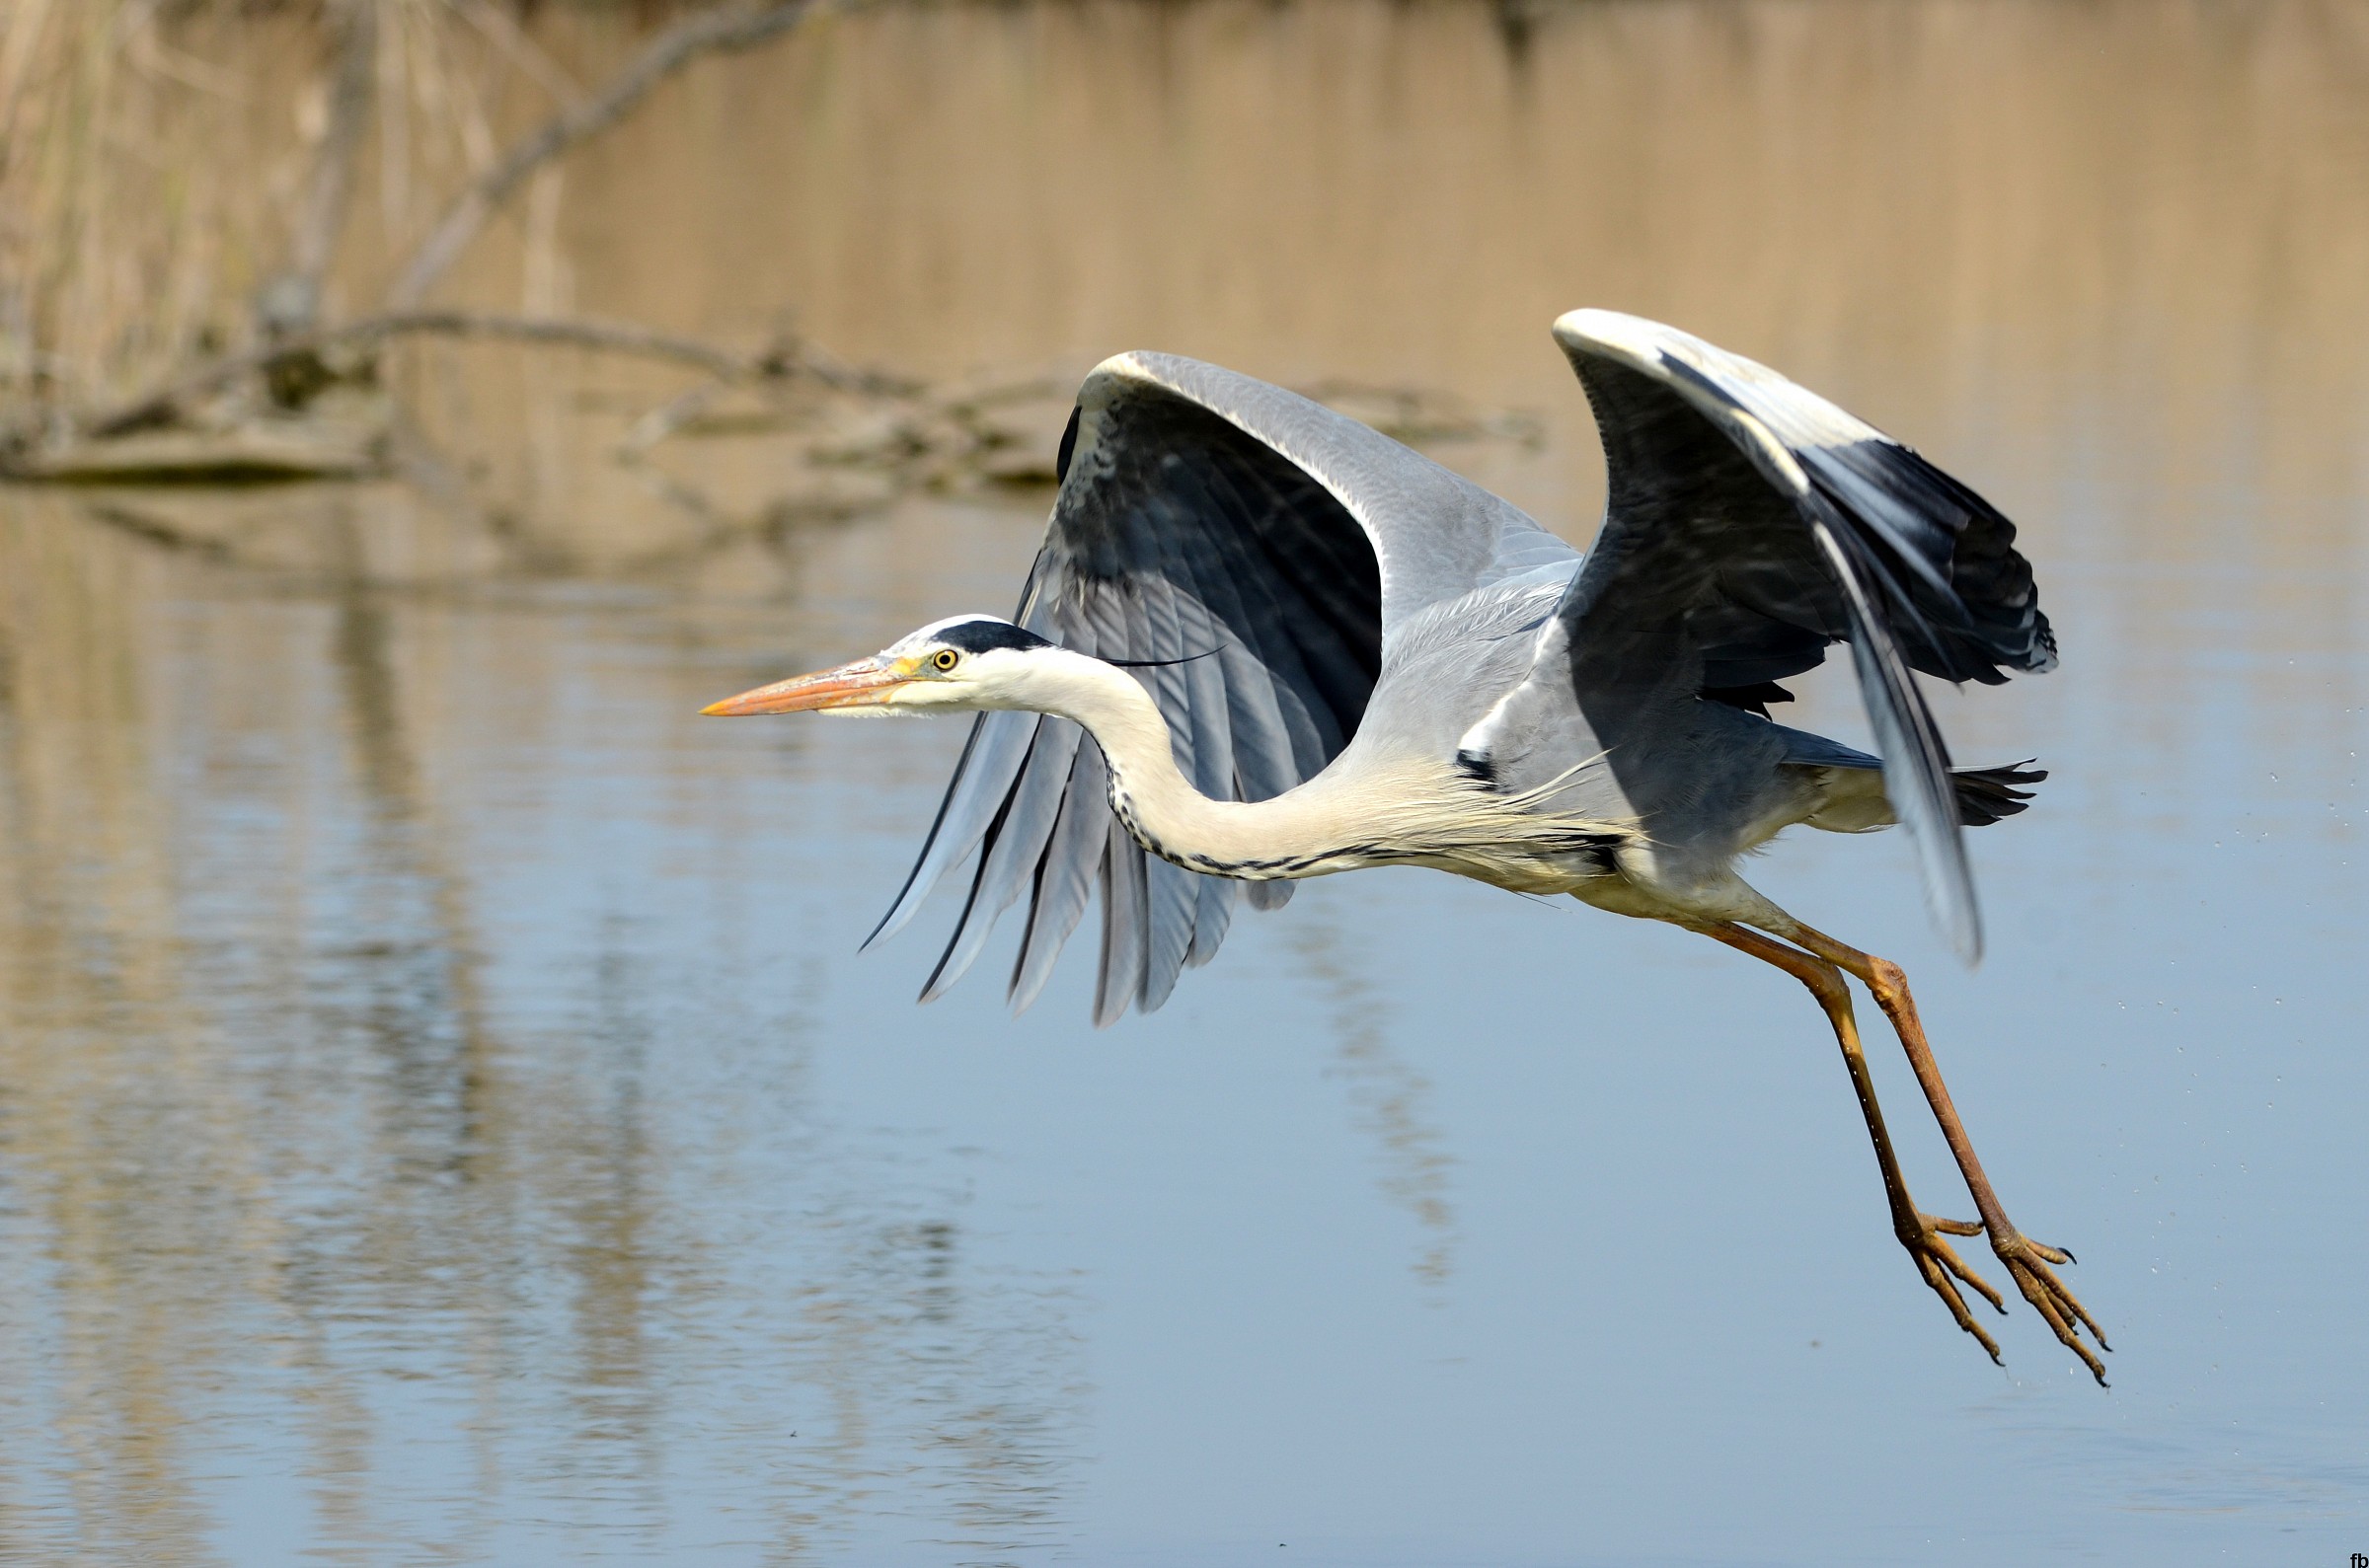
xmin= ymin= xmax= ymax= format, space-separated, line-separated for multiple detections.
xmin=0 ymin=0 xmax=917 ymax=483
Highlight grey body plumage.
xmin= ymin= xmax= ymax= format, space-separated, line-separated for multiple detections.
xmin=706 ymin=310 xmax=2109 ymax=1381
xmin=876 ymin=312 xmax=2050 ymax=1024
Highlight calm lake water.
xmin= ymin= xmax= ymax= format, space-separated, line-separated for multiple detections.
xmin=4 ymin=1 xmax=2369 ymax=1562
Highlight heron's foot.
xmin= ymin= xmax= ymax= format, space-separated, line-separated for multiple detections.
xmin=1893 ymin=1210 xmax=2008 ymax=1361
xmin=1991 ymin=1230 xmax=2111 ymax=1385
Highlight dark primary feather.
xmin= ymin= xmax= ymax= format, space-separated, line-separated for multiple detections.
xmin=877 ymin=349 xmax=1576 ymax=1022
xmin=1701 ymin=680 xmax=1796 ymax=718
xmin=1548 ymin=311 xmax=2055 ymax=961
xmin=877 ymin=365 xmax=1384 ymax=1024
xmin=1566 ymin=352 xmax=2052 ymax=696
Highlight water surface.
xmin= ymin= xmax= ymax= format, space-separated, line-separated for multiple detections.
xmin=3 ymin=2 xmax=2367 ymax=1562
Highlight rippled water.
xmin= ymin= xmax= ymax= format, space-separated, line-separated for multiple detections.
xmin=4 ymin=1 xmax=2369 ymax=1562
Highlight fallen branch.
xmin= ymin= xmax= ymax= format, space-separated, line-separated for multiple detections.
xmin=384 ymin=0 xmax=851 ymax=310
xmin=78 ymin=309 xmax=913 ymax=440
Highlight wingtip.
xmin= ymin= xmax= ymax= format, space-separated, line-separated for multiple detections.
xmin=1930 ymin=860 xmax=1985 ymax=968
xmin=860 ymin=895 xmax=920 ymax=954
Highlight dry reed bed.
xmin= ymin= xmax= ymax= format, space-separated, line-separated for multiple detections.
xmin=0 ymin=1 xmax=889 ymax=450
xmin=2 ymin=1 xmax=514 ymax=411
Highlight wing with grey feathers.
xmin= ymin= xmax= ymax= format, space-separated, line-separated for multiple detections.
xmin=1541 ymin=310 xmax=2054 ymax=960
xmin=872 ymin=351 xmax=1577 ymax=1023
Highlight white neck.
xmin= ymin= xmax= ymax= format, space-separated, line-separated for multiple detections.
xmin=1016 ymin=651 xmax=1353 ymax=878
xmin=977 ymin=647 xmax=1628 ymax=886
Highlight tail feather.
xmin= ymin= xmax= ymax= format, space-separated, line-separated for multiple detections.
xmin=1953 ymin=761 xmax=2045 ymax=827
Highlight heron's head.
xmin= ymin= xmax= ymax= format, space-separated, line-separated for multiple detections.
xmin=701 ymin=615 xmax=1071 ymax=719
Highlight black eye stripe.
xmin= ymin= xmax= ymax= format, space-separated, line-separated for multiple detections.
xmin=934 ymin=619 xmax=1052 ymax=655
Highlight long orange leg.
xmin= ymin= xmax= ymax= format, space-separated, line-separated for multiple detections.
xmin=1700 ymin=924 xmax=2008 ymax=1361
xmin=1774 ymin=919 xmax=2110 ymax=1383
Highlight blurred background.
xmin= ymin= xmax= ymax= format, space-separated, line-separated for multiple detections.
xmin=1 ymin=1 xmax=2366 ymax=1562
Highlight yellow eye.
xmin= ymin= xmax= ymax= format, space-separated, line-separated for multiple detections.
xmin=931 ymin=649 xmax=959 ymax=672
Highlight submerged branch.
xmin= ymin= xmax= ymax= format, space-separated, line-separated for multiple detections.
xmin=384 ymin=0 xmax=852 ymax=310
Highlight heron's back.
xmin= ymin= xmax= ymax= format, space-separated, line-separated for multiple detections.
xmin=1356 ymin=571 xmax=1577 ymax=763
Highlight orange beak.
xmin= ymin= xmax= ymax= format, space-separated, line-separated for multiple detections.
xmin=701 ymin=656 xmax=910 ymax=715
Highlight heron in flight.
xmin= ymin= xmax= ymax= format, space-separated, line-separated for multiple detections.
xmin=705 ymin=310 xmax=2107 ymax=1382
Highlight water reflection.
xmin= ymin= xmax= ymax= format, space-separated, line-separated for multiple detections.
xmin=2 ymin=0 xmax=2368 ymax=1561
xmin=1288 ymin=919 xmax=1460 ymax=1291
xmin=0 ymin=489 xmax=1088 ymax=1561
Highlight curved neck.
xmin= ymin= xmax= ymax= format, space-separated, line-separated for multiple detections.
xmin=1023 ymin=652 xmax=1339 ymax=877
xmin=1003 ymin=649 xmax=1623 ymax=886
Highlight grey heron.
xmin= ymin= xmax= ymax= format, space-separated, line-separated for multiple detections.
xmin=705 ymin=310 xmax=2108 ymax=1382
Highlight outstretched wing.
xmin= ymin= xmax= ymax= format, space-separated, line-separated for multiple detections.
xmin=1546 ymin=309 xmax=2054 ymax=960
xmin=873 ymin=350 xmax=1576 ymax=1023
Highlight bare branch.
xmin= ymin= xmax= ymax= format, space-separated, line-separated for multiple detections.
xmin=384 ymin=0 xmax=848 ymax=310
xmin=76 ymin=309 xmax=911 ymax=439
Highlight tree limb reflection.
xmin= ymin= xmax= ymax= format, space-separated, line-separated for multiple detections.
xmin=1287 ymin=914 xmax=1461 ymax=1293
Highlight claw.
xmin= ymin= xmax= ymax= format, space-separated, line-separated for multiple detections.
xmin=1899 ymin=1212 xmax=2009 ymax=1356
xmin=1938 ymin=1244 xmax=2007 ymax=1313
xmin=1993 ymin=1232 xmax=2110 ymax=1384
xmin=1911 ymin=1247 xmax=2002 ymax=1362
